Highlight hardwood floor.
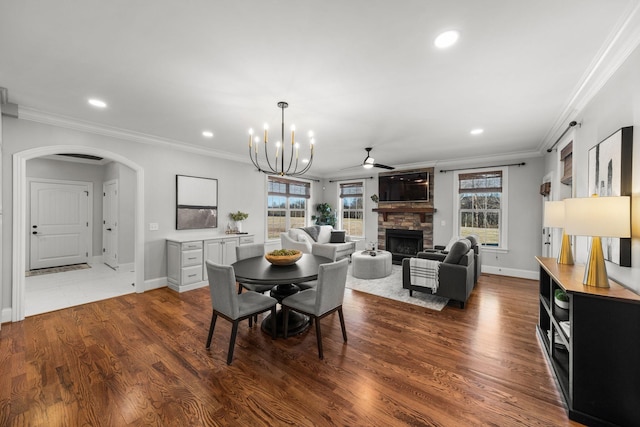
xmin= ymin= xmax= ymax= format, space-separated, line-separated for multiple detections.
xmin=0 ymin=273 xmax=583 ymax=426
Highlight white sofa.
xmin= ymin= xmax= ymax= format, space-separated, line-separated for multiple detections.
xmin=280 ymin=225 xmax=356 ymax=260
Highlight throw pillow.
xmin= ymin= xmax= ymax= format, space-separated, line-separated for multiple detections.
xmin=444 ymin=235 xmax=461 ymax=252
xmin=300 ymin=225 xmax=321 ymax=242
xmin=330 ymin=230 xmax=346 ymax=243
xmin=443 ymin=239 xmax=471 ymax=264
xmin=297 ymin=234 xmax=311 ymax=244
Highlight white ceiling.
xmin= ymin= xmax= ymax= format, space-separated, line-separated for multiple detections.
xmin=2 ymin=1 xmax=640 ymax=177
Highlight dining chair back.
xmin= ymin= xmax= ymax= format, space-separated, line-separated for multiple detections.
xmin=205 ymin=260 xmax=277 ymax=364
xmin=234 ymin=243 xmax=273 ymax=326
xmin=297 ymin=244 xmax=339 ymax=291
xmin=281 ymin=258 xmax=349 ymax=359
xmin=236 ymin=243 xmax=265 ymax=261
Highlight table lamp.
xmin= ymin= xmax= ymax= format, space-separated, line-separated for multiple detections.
xmin=564 ymin=195 xmax=630 ymax=288
xmin=543 ymin=200 xmax=573 ymax=265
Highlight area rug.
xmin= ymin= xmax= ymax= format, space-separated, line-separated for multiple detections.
xmin=346 ymin=264 xmax=449 ymax=311
xmin=26 ymin=263 xmax=91 ymax=277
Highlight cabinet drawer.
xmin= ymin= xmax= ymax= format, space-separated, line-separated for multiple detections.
xmin=181 ymin=265 xmax=202 ymax=285
xmin=182 ymin=249 xmax=202 ymax=267
xmin=182 ymin=241 xmax=203 ymax=251
xmin=240 ymin=236 xmax=254 ymax=244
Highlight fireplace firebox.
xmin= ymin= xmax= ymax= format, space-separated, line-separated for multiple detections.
xmin=385 ymin=229 xmax=423 ymax=264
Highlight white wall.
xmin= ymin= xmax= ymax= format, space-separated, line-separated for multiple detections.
xmin=544 ymin=42 xmax=640 ymax=287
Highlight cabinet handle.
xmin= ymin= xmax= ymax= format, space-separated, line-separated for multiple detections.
xmin=188 ymin=274 xmax=197 ymax=278
xmin=188 ymin=257 xmax=197 ymax=260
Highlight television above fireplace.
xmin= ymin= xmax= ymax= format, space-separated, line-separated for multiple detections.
xmin=379 ymin=171 xmax=429 ymax=202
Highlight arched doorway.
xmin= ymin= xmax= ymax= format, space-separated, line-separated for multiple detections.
xmin=12 ymin=145 xmax=145 ymax=321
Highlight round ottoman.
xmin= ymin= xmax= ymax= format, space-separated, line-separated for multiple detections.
xmin=351 ymin=250 xmax=393 ymax=279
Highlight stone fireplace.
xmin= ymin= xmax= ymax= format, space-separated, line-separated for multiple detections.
xmin=375 ymin=167 xmax=435 ymax=261
xmin=385 ymin=229 xmax=424 ymax=264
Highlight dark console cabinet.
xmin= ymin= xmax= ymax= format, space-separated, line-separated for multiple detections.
xmin=536 ymin=257 xmax=640 ymax=427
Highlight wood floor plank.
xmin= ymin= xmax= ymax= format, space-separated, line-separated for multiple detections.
xmin=0 ymin=273 xmax=583 ymax=426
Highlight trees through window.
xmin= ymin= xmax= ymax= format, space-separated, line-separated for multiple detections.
xmin=339 ymin=181 xmax=364 ymax=237
xmin=267 ymin=177 xmax=310 ymax=239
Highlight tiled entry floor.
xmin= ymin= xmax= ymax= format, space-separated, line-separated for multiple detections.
xmin=25 ymin=263 xmax=136 ymax=316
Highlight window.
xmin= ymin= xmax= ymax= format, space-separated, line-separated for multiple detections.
xmin=267 ymin=177 xmax=310 ymax=239
xmin=339 ymin=181 xmax=364 ymax=237
xmin=455 ymin=168 xmax=507 ymax=248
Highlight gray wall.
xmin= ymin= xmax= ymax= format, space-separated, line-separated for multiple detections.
xmin=322 ymin=156 xmax=544 ymax=277
xmin=1 ymin=117 xmax=269 ymax=314
xmin=543 ymin=42 xmax=640 ymax=287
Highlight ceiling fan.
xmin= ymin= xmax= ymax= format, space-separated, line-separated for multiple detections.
xmin=361 ymin=147 xmax=395 ymax=170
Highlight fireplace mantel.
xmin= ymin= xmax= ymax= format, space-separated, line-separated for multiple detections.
xmin=373 ymin=207 xmax=437 ymax=222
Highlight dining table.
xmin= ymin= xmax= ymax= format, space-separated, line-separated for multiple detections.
xmin=232 ymin=253 xmax=332 ymax=337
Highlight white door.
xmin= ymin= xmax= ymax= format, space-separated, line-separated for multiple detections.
xmin=30 ymin=181 xmax=90 ymax=269
xmin=103 ymin=180 xmax=119 ymax=269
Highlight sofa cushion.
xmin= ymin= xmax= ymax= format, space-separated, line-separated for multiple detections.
xmin=316 ymin=225 xmax=333 ymax=244
xmin=330 ymin=230 xmax=346 ymax=243
xmin=443 ymin=239 xmax=471 ymax=264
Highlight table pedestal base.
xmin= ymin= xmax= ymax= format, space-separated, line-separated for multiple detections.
xmin=261 ymin=283 xmax=311 ymax=337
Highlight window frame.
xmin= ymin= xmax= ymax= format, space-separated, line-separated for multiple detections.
xmin=453 ymin=167 xmax=508 ymax=251
xmin=266 ymin=176 xmax=312 ymax=241
xmin=337 ymin=180 xmax=365 ymax=238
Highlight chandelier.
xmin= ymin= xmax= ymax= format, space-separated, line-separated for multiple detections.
xmin=248 ymin=101 xmax=315 ymax=176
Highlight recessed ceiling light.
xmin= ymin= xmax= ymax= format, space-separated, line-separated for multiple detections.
xmin=202 ymin=131 xmax=214 ymax=138
xmin=470 ymin=128 xmax=484 ymax=135
xmin=434 ymin=30 xmax=460 ymax=49
xmin=88 ymin=98 xmax=107 ymax=108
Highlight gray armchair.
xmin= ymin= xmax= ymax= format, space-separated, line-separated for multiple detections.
xmin=425 ymin=234 xmax=481 ymax=283
xmin=402 ymin=239 xmax=475 ymax=308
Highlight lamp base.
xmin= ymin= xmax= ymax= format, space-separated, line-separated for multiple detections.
xmin=557 ymin=231 xmax=574 ymax=265
xmin=583 ymin=236 xmax=609 ymax=288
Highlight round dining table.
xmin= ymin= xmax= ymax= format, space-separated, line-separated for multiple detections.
xmin=232 ymin=253 xmax=332 ymax=337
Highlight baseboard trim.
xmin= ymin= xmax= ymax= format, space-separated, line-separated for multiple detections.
xmin=145 ymin=277 xmax=168 ymax=292
xmin=165 ymin=280 xmax=208 ymax=293
xmin=482 ymin=265 xmax=538 ymax=280
xmin=1 ymin=307 xmax=12 ymax=324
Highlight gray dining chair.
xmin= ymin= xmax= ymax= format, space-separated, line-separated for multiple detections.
xmin=297 ymin=244 xmax=338 ymax=290
xmin=236 ymin=243 xmax=276 ymax=326
xmin=281 ymin=258 xmax=349 ymax=359
xmin=205 ymin=260 xmax=277 ymax=365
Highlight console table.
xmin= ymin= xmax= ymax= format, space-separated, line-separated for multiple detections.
xmin=167 ymin=234 xmax=254 ymax=292
xmin=536 ymin=257 xmax=640 ymax=426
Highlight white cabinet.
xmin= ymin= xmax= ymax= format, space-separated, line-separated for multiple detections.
xmin=167 ymin=234 xmax=254 ymax=292
xmin=203 ymin=237 xmax=239 ymax=281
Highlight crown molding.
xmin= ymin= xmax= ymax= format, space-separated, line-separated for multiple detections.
xmin=328 ymin=149 xmax=543 ymax=180
xmin=17 ymin=106 xmax=250 ymax=165
xmin=538 ymin=1 xmax=640 ymax=153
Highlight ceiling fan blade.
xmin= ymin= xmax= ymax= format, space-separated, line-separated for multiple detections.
xmin=374 ymin=163 xmax=395 ymax=170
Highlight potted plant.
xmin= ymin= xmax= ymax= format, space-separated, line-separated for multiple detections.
xmin=229 ymin=211 xmax=249 ymax=232
xmin=554 ymin=289 xmax=569 ymax=309
xmin=311 ymin=203 xmax=337 ymax=227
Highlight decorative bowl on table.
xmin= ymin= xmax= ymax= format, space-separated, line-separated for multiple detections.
xmin=265 ymin=249 xmax=302 ymax=266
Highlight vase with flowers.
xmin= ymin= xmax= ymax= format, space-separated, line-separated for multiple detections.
xmin=229 ymin=211 xmax=249 ymax=233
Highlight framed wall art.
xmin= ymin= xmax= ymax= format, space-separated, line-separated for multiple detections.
xmin=176 ymin=175 xmax=218 ymax=230
xmin=587 ymin=126 xmax=633 ymax=266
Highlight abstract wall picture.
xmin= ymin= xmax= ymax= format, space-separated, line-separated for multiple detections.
xmin=587 ymin=126 xmax=633 ymax=266
xmin=176 ymin=175 xmax=218 ymax=230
